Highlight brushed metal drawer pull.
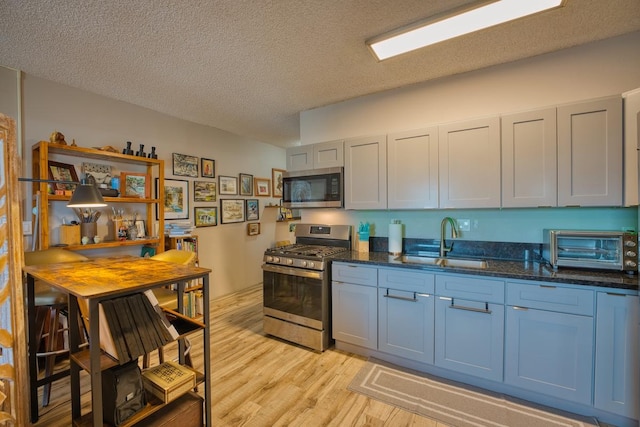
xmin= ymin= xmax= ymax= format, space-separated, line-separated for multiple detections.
xmin=449 ymin=299 xmax=492 ymax=314
xmin=539 ymin=285 xmax=557 ymax=289
xmin=384 ymin=289 xmax=417 ymax=302
xmin=606 ymin=292 xmax=626 ymax=297
xmin=512 ymin=306 xmax=528 ymax=311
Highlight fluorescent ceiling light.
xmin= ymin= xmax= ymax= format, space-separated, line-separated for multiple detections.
xmin=367 ymin=0 xmax=564 ymax=61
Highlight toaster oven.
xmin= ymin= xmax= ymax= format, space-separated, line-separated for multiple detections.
xmin=543 ymin=230 xmax=638 ymax=274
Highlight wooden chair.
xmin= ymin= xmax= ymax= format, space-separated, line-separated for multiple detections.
xmin=24 ymin=248 xmax=89 ymax=414
xmin=143 ymin=249 xmax=197 ymax=368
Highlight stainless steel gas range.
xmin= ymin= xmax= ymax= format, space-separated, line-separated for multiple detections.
xmin=262 ymin=224 xmax=352 ymax=351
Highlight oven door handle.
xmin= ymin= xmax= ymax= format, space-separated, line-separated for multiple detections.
xmin=262 ymin=263 xmax=324 ymax=280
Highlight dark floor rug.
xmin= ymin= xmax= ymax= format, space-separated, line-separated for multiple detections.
xmin=349 ymin=358 xmax=600 ymax=427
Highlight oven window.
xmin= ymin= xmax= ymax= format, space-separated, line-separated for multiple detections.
xmin=264 ymin=270 xmax=324 ymax=322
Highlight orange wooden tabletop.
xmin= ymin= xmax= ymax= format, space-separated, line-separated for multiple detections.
xmin=23 ymin=256 xmax=211 ymax=299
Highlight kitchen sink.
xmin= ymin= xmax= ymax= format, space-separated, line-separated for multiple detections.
xmin=395 ymin=255 xmax=488 ymax=269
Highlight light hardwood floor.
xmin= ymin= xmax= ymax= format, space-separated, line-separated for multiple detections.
xmin=34 ymin=284 xmax=446 ymax=426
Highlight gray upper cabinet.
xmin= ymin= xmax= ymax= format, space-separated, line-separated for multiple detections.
xmin=344 ymin=135 xmax=387 ymax=209
xmin=286 ymin=145 xmax=313 ymax=171
xmin=313 ymin=140 xmax=343 ymax=169
xmin=623 ymin=88 xmax=640 ymax=207
xmin=438 ymin=117 xmax=501 ymax=208
xmin=557 ymin=96 xmax=623 ymax=206
xmin=387 ymin=127 xmax=439 ymax=209
xmin=286 ymin=140 xmax=344 ymax=171
xmin=501 ymin=108 xmax=557 ymax=208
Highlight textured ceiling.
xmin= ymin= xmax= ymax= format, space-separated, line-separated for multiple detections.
xmin=1 ymin=0 xmax=639 ymax=147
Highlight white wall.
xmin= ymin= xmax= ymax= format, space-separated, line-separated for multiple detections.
xmin=16 ymin=73 xmax=285 ymax=298
xmin=300 ymin=32 xmax=640 ymax=243
xmin=301 ymin=32 xmax=640 ymax=143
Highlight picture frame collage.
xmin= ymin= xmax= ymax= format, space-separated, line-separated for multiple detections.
xmin=165 ymin=152 xmax=284 ymax=233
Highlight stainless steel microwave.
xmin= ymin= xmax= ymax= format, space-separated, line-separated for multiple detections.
xmin=282 ymin=167 xmax=343 ymax=208
xmin=543 ymin=229 xmax=638 ymax=273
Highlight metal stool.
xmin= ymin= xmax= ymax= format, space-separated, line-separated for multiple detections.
xmin=24 ymin=248 xmax=89 ymax=420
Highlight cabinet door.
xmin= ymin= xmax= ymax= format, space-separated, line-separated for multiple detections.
xmin=286 ymin=145 xmax=313 ymax=171
xmin=379 ymin=287 xmax=434 ymax=363
xmin=501 ymin=108 xmax=557 ymax=207
xmin=344 ymin=135 xmax=387 ymax=209
xmin=557 ymin=96 xmax=623 ymax=206
xmin=504 ymin=307 xmax=593 ymax=404
xmin=313 ymin=140 xmax=344 ymax=169
xmin=332 ymin=281 xmax=377 ymax=349
xmin=438 ymin=117 xmax=501 ymax=208
xmin=434 ymin=297 xmax=504 ymax=381
xmin=387 ymin=128 xmax=439 ymax=209
xmin=594 ymin=292 xmax=639 ymax=419
xmin=623 ymin=88 xmax=640 ymax=206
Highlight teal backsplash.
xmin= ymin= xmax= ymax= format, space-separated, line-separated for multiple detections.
xmin=301 ymin=207 xmax=639 ymax=243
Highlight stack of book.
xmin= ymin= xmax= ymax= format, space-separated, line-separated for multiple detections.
xmin=142 ymin=361 xmax=196 ymax=403
xmin=183 ymin=290 xmax=204 ymax=318
xmin=99 ymin=291 xmax=179 ymax=363
xmin=164 ymin=221 xmax=194 ymax=237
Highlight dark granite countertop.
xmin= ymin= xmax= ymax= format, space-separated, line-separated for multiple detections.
xmin=330 ymin=251 xmax=639 ymax=291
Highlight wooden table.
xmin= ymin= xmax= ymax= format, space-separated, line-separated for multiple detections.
xmin=24 ymin=256 xmax=212 ymax=426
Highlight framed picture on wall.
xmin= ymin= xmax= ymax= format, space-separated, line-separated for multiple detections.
xmin=239 ymin=173 xmax=253 ymax=196
xmin=201 ymin=158 xmax=215 ymax=178
xmin=194 ymin=180 xmax=216 ymax=202
xmin=219 ymin=175 xmax=238 ymax=195
xmin=220 ymin=199 xmax=245 ymax=224
xmin=157 ymin=178 xmax=189 ymax=220
xmin=272 ymin=168 xmax=285 ymax=198
xmin=254 ymin=177 xmax=270 ymax=196
xmin=245 ymin=199 xmax=259 ymax=221
xmin=172 ymin=153 xmax=198 ymax=177
xmin=194 ymin=207 xmax=217 ymax=227
xmin=247 ymin=223 xmax=260 ymax=236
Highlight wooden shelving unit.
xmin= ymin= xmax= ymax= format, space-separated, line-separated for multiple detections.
xmin=165 ymin=235 xmax=203 ymax=317
xmin=31 ymin=141 xmax=165 ymax=252
xmin=69 ymin=307 xmax=206 ymax=427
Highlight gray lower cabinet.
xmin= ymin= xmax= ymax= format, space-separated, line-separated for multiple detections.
xmin=505 ymin=282 xmax=594 ymax=405
xmin=434 ymin=274 xmax=505 ymax=381
xmin=378 ymin=268 xmax=435 ymax=363
xmin=331 ymin=263 xmax=378 ymax=349
xmin=594 ymin=292 xmax=639 ymax=419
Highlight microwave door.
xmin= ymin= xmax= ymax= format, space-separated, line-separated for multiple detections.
xmin=292 ymin=181 xmax=313 ymax=202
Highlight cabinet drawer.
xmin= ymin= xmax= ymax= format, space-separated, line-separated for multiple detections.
xmin=378 ymin=268 xmax=435 ymax=294
xmin=332 ymin=263 xmax=378 ymax=286
xmin=435 ymin=274 xmax=504 ymax=303
xmin=507 ymin=282 xmax=594 ymax=316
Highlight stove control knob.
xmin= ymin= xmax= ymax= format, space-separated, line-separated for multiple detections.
xmin=301 ymin=261 xmax=307 ymax=267
xmin=308 ymin=262 xmax=315 ymax=269
xmin=286 ymin=258 xmax=294 ymax=265
xmin=626 ymin=250 xmax=637 ymax=258
xmin=273 ymin=257 xmax=280 ymax=263
xmin=625 ymin=240 xmax=637 ymax=247
xmin=265 ymin=256 xmax=273 ymax=263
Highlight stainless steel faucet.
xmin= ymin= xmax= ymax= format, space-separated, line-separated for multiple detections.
xmin=440 ymin=217 xmax=459 ymax=257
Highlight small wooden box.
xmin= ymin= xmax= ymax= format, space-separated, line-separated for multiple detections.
xmin=142 ymin=361 xmax=196 ymax=403
xmin=134 ymin=392 xmax=203 ymax=426
xmin=60 ymin=224 xmax=80 ymax=245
